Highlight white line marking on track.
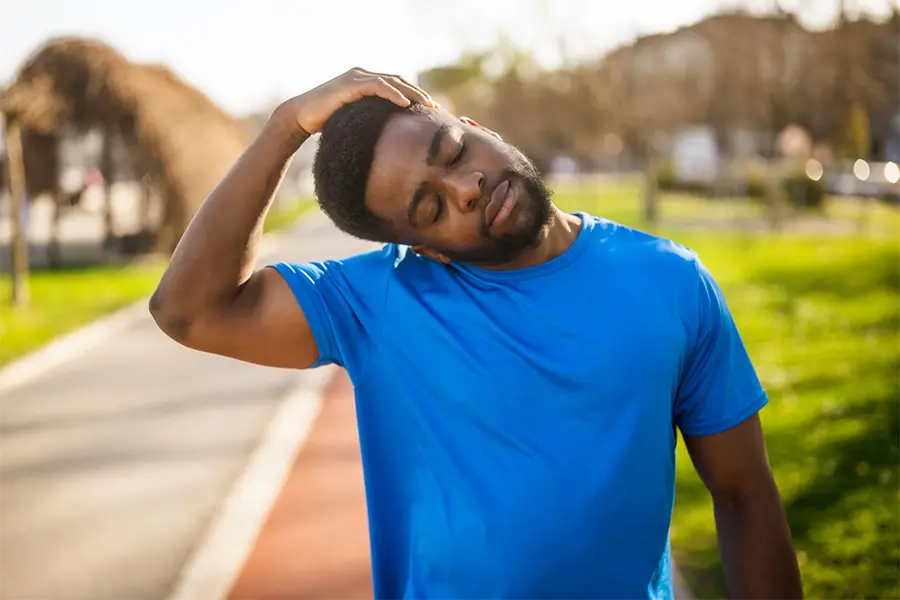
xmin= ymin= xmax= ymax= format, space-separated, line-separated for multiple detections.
xmin=166 ymin=365 xmax=336 ymax=600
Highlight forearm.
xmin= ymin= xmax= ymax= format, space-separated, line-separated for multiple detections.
xmin=151 ymin=112 xmax=308 ymax=320
xmin=714 ymin=482 xmax=803 ymax=598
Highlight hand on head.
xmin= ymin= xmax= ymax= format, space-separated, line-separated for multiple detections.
xmin=273 ymin=67 xmax=439 ymax=135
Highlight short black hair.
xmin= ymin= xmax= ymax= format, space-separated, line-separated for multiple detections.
xmin=312 ymin=96 xmax=429 ymax=242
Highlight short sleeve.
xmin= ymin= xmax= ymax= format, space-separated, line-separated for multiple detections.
xmin=674 ymin=257 xmax=768 ymax=436
xmin=269 ymin=244 xmax=396 ymax=377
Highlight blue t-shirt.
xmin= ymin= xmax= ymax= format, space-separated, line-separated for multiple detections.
xmin=272 ymin=213 xmax=767 ymax=599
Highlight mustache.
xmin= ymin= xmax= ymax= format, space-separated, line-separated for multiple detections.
xmin=478 ymin=168 xmax=522 ymax=232
xmin=483 ymin=168 xmax=523 ymax=207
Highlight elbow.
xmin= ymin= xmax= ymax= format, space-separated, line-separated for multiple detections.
xmin=149 ymin=288 xmax=194 ymax=344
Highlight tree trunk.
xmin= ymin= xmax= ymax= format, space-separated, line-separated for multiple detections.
xmin=100 ymin=124 xmax=116 ymax=249
xmin=5 ymin=123 xmax=30 ymax=307
xmin=643 ymin=158 xmax=659 ymax=225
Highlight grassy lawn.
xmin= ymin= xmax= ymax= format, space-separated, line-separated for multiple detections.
xmin=556 ymin=184 xmax=900 ymax=599
xmin=264 ymin=196 xmax=317 ymax=233
xmin=0 ymin=197 xmax=316 ymax=367
xmin=0 ymin=262 xmax=166 ymax=366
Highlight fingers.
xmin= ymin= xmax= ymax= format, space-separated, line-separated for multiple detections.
xmin=461 ymin=116 xmax=502 ymax=141
xmin=352 ymin=76 xmax=412 ymax=108
xmin=347 ymin=68 xmax=438 ymax=108
xmin=385 ymin=75 xmax=438 ymax=108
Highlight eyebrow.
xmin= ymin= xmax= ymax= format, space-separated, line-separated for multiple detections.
xmin=427 ymin=124 xmax=450 ymax=166
xmin=408 ymin=124 xmax=451 ymax=227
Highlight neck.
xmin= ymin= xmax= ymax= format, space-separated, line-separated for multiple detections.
xmin=482 ymin=206 xmax=582 ymax=271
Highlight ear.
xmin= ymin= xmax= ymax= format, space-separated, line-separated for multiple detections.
xmin=411 ymin=244 xmax=451 ymax=264
xmin=460 ymin=116 xmax=503 ymax=141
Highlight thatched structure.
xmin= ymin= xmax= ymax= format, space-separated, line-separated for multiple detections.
xmin=0 ymin=37 xmax=252 ymax=253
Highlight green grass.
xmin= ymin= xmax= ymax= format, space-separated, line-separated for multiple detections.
xmin=553 ymin=177 xmax=900 ymax=238
xmin=0 ymin=197 xmax=316 ymax=367
xmin=556 ymin=185 xmax=900 ymax=599
xmin=264 ymin=196 xmax=317 ymax=233
xmin=0 ymin=262 xmax=166 ymax=366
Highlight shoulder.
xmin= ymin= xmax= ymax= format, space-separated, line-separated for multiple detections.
xmin=333 ymin=243 xmax=431 ymax=273
xmin=274 ymin=243 xmax=402 ymax=281
xmin=272 ymin=242 xmax=446 ymax=301
xmin=579 ymin=213 xmax=703 ymax=284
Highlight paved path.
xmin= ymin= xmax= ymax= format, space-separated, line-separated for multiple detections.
xmin=0 ymin=213 xmax=374 ymax=600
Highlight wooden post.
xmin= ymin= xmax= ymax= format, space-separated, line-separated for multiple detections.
xmin=857 ymin=193 xmax=873 ymax=236
xmin=140 ymin=173 xmax=153 ymax=232
xmin=643 ymin=158 xmax=659 ymax=225
xmin=5 ymin=122 xmax=30 ymax=307
xmin=100 ymin=124 xmax=115 ymax=249
xmin=764 ymin=160 xmax=784 ymax=232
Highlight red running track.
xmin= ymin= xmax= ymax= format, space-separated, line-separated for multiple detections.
xmin=228 ymin=369 xmax=373 ymax=599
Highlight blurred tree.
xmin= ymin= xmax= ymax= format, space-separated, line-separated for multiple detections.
xmin=416 ymin=5 xmax=898 ymax=168
xmin=843 ymin=102 xmax=872 ymax=159
xmin=420 ymin=45 xmax=616 ymax=171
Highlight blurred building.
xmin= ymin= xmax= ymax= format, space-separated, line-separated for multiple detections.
xmin=599 ymin=9 xmax=900 ymax=162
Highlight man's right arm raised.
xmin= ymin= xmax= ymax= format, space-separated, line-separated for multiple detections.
xmin=148 ymin=68 xmax=435 ymax=368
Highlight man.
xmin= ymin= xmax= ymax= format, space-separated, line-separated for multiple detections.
xmin=150 ymin=68 xmax=803 ymax=599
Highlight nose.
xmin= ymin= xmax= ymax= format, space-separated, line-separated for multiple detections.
xmin=444 ymin=171 xmax=485 ymax=213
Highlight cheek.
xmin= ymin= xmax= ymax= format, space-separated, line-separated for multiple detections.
xmin=477 ymin=143 xmax=512 ymax=171
xmin=431 ymin=212 xmax=486 ymax=249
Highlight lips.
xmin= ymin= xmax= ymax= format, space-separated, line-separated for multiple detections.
xmin=485 ymin=179 xmax=516 ymax=227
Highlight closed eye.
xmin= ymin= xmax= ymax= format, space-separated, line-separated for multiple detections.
xmin=430 ymin=138 xmax=464 ymax=223
xmin=450 ymin=140 xmax=467 ymax=166
xmin=432 ymin=193 xmax=444 ymax=223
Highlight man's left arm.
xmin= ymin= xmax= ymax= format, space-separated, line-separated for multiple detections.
xmin=683 ymin=415 xmax=803 ymax=598
xmin=673 ymin=254 xmax=802 ymax=598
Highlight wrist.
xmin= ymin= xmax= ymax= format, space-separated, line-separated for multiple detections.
xmin=265 ymin=108 xmax=311 ymax=149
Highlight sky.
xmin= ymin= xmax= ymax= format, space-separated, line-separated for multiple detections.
xmin=1 ymin=0 xmax=894 ymax=116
